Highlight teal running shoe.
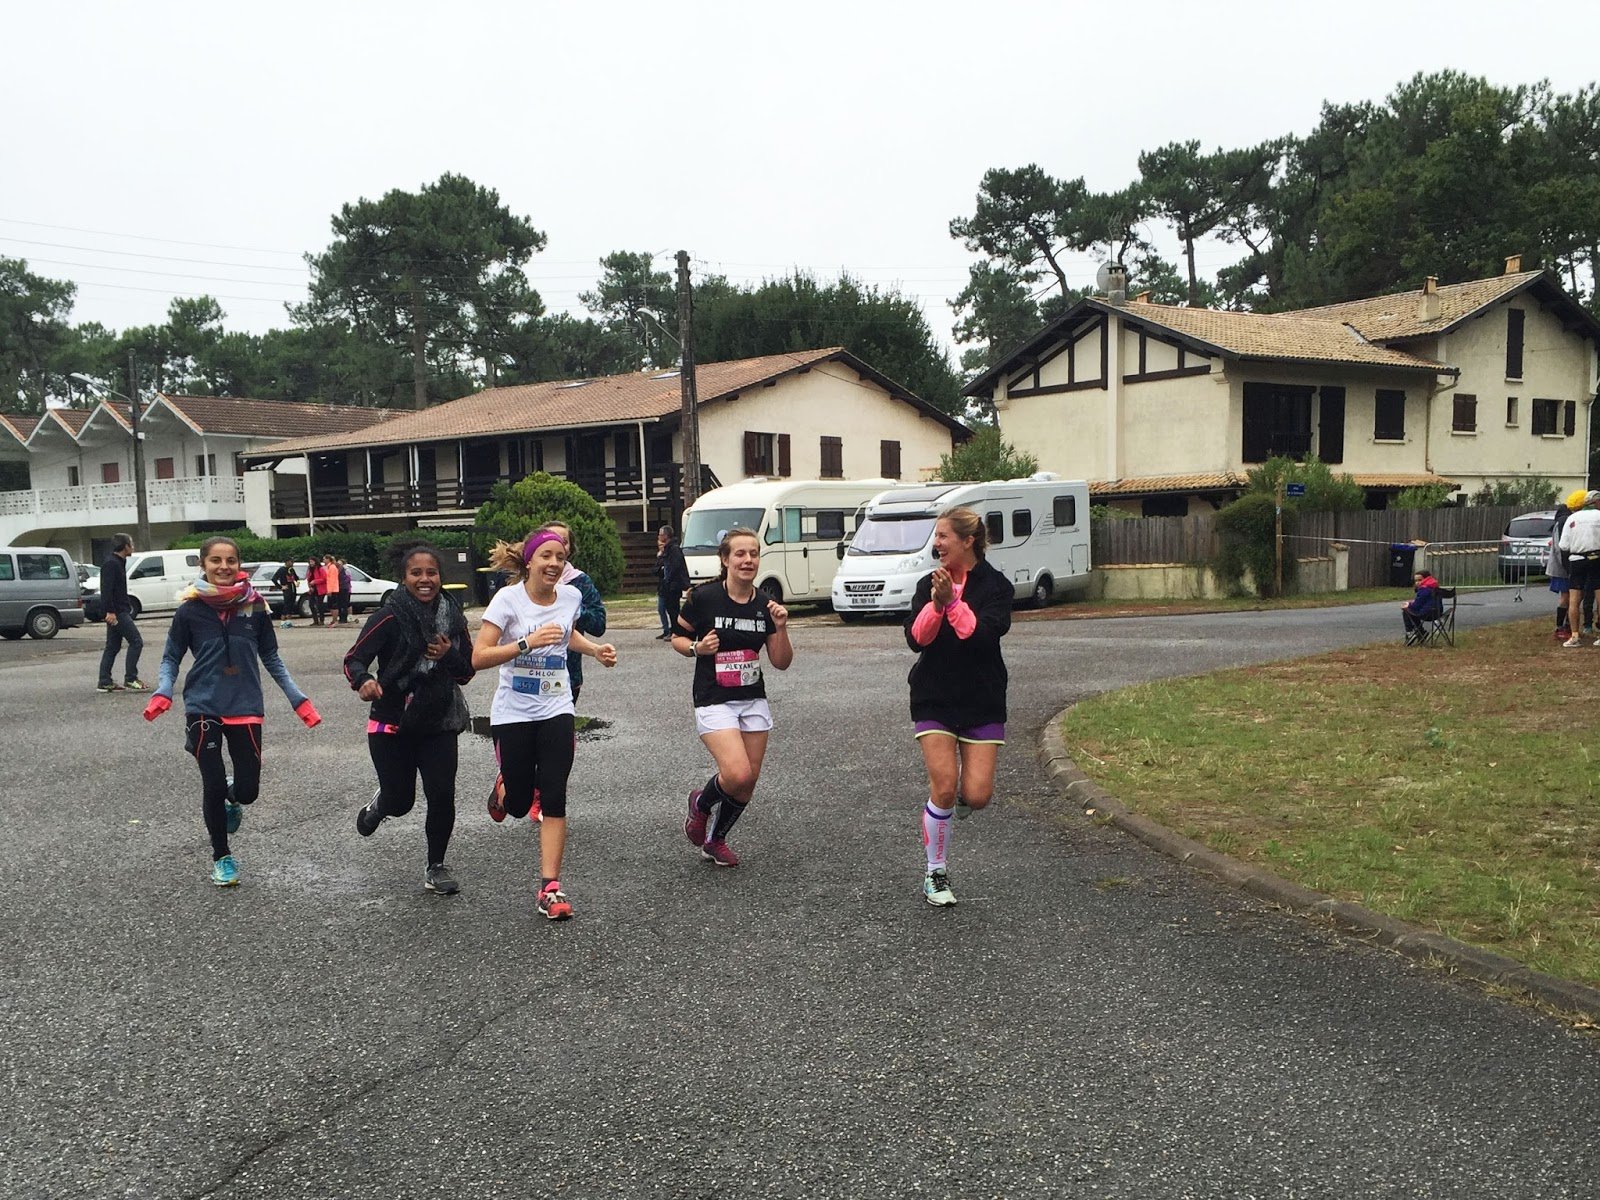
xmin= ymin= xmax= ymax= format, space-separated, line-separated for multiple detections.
xmin=225 ymin=802 xmax=243 ymax=835
xmin=210 ymin=855 xmax=239 ymax=887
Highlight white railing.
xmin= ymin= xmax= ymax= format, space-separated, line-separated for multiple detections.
xmin=1 ymin=475 xmax=246 ymax=522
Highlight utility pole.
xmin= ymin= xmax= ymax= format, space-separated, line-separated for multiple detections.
xmin=675 ymin=250 xmax=702 ymax=510
xmin=128 ymin=352 xmax=151 ymax=550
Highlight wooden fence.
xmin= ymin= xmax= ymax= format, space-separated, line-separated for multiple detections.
xmin=1091 ymin=505 xmax=1526 ymax=589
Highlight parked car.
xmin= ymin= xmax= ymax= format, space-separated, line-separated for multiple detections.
xmin=240 ymin=562 xmax=288 ymax=616
xmin=0 ymin=545 xmax=88 ymax=639
xmin=1498 ymin=510 xmax=1556 ymax=582
xmin=245 ymin=561 xmax=398 ymax=617
xmin=77 ymin=563 xmax=101 ymax=593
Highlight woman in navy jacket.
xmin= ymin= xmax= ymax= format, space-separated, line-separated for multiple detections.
xmin=144 ymin=536 xmax=321 ymax=886
xmin=903 ymin=506 xmax=1012 ymax=908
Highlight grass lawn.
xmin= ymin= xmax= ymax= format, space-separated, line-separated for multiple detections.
xmin=1061 ymin=618 xmax=1600 ymax=987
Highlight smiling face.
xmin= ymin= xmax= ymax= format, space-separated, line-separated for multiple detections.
xmin=722 ymin=534 xmax=760 ymax=586
xmin=202 ymin=543 xmax=240 ymax=587
xmin=932 ymin=519 xmax=975 ymax=570
xmin=404 ymin=553 xmax=441 ymax=603
xmin=528 ymin=539 xmax=568 ymax=589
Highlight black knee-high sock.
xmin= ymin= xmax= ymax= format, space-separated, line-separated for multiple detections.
xmin=711 ymin=796 xmax=748 ymax=842
xmin=697 ymin=773 xmax=727 ymax=816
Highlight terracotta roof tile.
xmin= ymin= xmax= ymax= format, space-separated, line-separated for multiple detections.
xmin=1118 ymin=302 xmax=1444 ymax=371
xmin=156 ymin=394 xmax=400 ymax=439
xmin=1348 ymin=473 xmax=1457 ymax=489
xmin=0 ymin=413 xmax=40 ymax=442
xmin=1291 ymin=271 xmax=1544 ymax=341
xmin=1089 ymin=472 xmax=1248 ymax=496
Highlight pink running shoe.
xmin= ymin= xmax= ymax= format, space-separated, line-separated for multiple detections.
xmin=685 ymin=789 xmax=708 ymax=848
xmin=537 ymin=879 xmax=573 ymax=920
xmin=487 ymin=775 xmax=507 ymax=823
xmin=530 ymin=788 xmax=543 ymax=824
xmin=700 ymin=840 xmax=739 ymax=868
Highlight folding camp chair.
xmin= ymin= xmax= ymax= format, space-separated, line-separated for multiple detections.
xmin=1418 ymin=587 xmax=1457 ymax=647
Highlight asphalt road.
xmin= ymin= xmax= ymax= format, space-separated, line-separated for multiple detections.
xmin=3 ymin=588 xmax=1596 ymax=1199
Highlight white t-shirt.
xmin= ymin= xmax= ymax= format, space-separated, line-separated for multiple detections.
xmin=482 ymin=582 xmax=582 ymax=724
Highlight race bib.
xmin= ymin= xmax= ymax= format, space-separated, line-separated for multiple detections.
xmin=714 ymin=648 xmax=761 ymax=688
xmin=511 ymin=651 xmax=568 ymax=696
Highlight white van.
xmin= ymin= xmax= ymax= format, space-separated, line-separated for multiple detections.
xmin=830 ymin=475 xmax=1091 ymax=615
xmin=124 ymin=548 xmax=203 ymax=616
xmin=680 ymin=479 xmax=913 ymax=603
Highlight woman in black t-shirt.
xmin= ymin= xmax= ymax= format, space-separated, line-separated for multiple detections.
xmin=670 ymin=527 xmax=792 ymax=867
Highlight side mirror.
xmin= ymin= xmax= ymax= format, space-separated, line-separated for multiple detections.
xmin=835 ymin=541 xmax=846 ymax=561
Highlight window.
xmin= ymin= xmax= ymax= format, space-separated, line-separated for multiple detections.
xmin=780 ymin=507 xmax=801 ymax=543
xmin=67 ymin=466 xmax=79 ymax=486
xmin=1506 ymin=396 xmax=1519 ymax=426
xmin=1451 ymin=394 xmax=1477 ymax=433
xmin=101 ymin=462 xmax=120 ymax=484
xmin=985 ymin=511 xmax=1004 ymax=546
xmin=880 ymin=439 xmax=901 ymax=479
xmin=18 ymin=553 xmax=68 ymax=581
xmin=1506 ymin=308 xmax=1525 ymax=379
xmin=742 ymin=431 xmax=776 ymax=476
xmin=1532 ymin=398 xmax=1560 ymax=436
xmin=195 ymin=453 xmax=217 ymax=477
xmin=1373 ymin=390 xmax=1406 ymax=440
xmin=1142 ymin=495 xmax=1189 ymax=517
xmin=1011 ymin=509 xmax=1033 ymax=538
xmin=1052 ymin=495 xmax=1078 ymax=527
xmin=155 ymin=456 xmax=175 ymax=480
xmin=819 ymin=436 xmax=843 ymax=479
xmin=130 ymin=558 xmax=165 ymax=580
xmin=1242 ymin=382 xmax=1313 ymax=462
xmin=0 ymin=556 xmax=11 ymax=581
xmin=1565 ymin=400 xmax=1577 ymax=437
xmin=815 ymin=510 xmax=846 ymax=541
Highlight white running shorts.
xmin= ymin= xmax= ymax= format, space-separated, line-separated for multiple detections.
xmin=694 ymin=698 xmax=773 ymax=736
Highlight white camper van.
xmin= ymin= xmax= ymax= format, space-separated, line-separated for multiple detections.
xmin=679 ymin=479 xmax=910 ymax=603
xmin=830 ymin=476 xmax=1091 ymax=615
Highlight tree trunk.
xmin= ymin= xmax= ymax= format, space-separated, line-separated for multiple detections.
xmin=409 ymin=287 xmax=429 ymax=410
xmin=1184 ymin=225 xmax=1200 ymax=307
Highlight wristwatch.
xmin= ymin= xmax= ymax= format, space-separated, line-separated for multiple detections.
xmin=690 ymin=638 xmax=700 ymax=656
xmin=516 ymin=635 xmax=529 ymax=654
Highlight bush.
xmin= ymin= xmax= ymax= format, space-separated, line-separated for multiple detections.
xmin=1214 ymin=492 xmax=1295 ymax=597
xmin=1393 ymin=484 xmax=1456 ymax=510
xmin=168 ymin=528 xmax=471 ymax=577
xmin=1470 ymin=476 xmax=1558 ymax=509
xmin=473 ymin=472 xmax=624 ymax=594
xmin=934 ymin=425 xmax=1038 ymax=482
xmin=1246 ymin=455 xmax=1364 ymax=512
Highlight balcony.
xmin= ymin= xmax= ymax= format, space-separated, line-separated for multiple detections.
xmin=0 ymin=475 xmax=246 ymax=541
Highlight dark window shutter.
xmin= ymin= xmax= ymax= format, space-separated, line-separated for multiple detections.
xmin=880 ymin=440 xmax=901 ymax=478
xmin=1506 ymin=309 xmax=1525 ymax=379
xmin=778 ymin=433 xmax=791 ymax=477
xmin=1318 ymin=387 xmax=1345 ymax=464
xmin=1565 ymin=400 xmax=1577 ymax=437
xmin=743 ymin=431 xmax=758 ymax=476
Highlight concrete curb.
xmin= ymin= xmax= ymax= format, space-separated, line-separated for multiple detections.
xmin=1039 ymin=710 xmax=1600 ymax=1023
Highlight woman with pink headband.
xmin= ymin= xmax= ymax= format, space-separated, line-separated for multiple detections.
xmin=473 ymin=529 xmax=618 ymax=920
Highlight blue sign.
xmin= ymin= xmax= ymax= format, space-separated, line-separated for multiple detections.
xmin=1286 ymin=483 xmax=1306 ymax=497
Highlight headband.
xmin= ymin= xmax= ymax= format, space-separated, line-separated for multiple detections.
xmin=521 ymin=531 xmax=566 ymax=564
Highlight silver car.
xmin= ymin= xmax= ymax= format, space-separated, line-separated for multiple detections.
xmin=1497 ymin=511 xmax=1555 ymax=582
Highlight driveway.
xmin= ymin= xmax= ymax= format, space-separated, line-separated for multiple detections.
xmin=3 ymin=588 xmax=1595 ymax=1199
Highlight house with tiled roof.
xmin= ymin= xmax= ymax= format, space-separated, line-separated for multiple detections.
xmin=0 ymin=394 xmax=394 ymax=558
xmin=237 ymin=348 xmax=967 ymax=539
xmin=966 ymin=259 xmax=1600 ymax=514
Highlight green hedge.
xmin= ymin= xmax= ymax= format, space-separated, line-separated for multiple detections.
xmin=168 ymin=528 xmax=472 ymax=577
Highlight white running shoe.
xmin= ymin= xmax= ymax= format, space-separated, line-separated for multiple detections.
xmin=922 ymin=868 xmax=957 ymax=907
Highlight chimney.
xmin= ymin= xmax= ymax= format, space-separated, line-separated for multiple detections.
xmin=1417 ymin=275 xmax=1442 ymax=321
xmin=1104 ymin=263 xmax=1128 ymax=304
xmin=1132 ymin=290 xmax=1152 ymax=305
xmin=1504 ymin=254 xmax=1522 ymax=275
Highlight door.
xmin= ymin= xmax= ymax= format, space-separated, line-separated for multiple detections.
xmin=0 ymin=553 xmax=17 ymax=625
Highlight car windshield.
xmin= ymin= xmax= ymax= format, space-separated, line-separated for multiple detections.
xmin=681 ymin=508 xmax=764 ymax=552
xmin=1507 ymin=517 xmax=1554 ymax=538
xmin=848 ymin=515 xmax=936 ymax=555
xmin=347 ymin=566 xmax=371 ymax=582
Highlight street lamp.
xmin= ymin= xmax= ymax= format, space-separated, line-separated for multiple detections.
xmin=69 ymin=365 xmax=151 ymax=550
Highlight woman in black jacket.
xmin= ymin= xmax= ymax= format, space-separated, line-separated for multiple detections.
xmin=655 ymin=525 xmax=691 ymax=639
xmin=344 ymin=542 xmax=475 ymax=895
xmin=903 ymin=506 xmax=1012 ymax=908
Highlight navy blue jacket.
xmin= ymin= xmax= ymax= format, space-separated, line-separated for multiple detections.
xmin=156 ymin=600 xmax=307 ymax=717
xmin=100 ymin=553 xmax=131 ymax=616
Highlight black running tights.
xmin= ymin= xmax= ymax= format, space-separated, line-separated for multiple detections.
xmin=185 ymin=715 xmax=262 ymax=860
xmin=493 ymin=714 xmax=576 ymax=820
xmin=369 ymin=730 xmax=460 ymax=865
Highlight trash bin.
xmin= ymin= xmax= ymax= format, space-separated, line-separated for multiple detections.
xmin=1389 ymin=543 xmax=1419 ymax=587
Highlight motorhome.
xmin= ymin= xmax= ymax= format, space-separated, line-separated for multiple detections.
xmin=679 ymin=479 xmax=912 ymax=603
xmin=830 ymin=476 xmax=1091 ymax=615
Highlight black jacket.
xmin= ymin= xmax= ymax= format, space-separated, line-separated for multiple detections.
xmin=343 ymin=606 xmax=475 ymax=731
xmin=100 ymin=553 xmax=131 ymax=616
xmin=903 ymin=557 xmax=1012 ymax=727
xmin=657 ymin=542 xmax=691 ymax=594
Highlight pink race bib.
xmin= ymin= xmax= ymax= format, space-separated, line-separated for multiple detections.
xmin=714 ymin=648 xmax=761 ymax=688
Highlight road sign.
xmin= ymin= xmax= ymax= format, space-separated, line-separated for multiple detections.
xmin=1286 ymin=483 xmax=1306 ymax=497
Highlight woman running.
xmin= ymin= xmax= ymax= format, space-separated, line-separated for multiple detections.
xmin=142 ymin=535 xmax=322 ymax=886
xmin=904 ymin=506 xmax=1011 ymax=907
xmin=344 ymin=542 xmax=475 ymax=895
xmin=672 ymin=527 xmax=792 ymax=867
xmin=474 ymin=530 xmax=618 ymax=919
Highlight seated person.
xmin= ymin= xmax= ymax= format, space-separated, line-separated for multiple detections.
xmin=1401 ymin=570 xmax=1442 ymax=643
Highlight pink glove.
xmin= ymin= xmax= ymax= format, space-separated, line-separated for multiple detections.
xmin=296 ymin=699 xmax=322 ymax=729
xmin=143 ymin=695 xmax=172 ymax=722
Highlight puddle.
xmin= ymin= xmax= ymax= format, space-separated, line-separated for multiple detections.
xmin=469 ymin=715 xmax=613 ymax=742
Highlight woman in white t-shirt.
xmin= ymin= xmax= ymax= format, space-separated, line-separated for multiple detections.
xmin=473 ymin=530 xmax=618 ymax=920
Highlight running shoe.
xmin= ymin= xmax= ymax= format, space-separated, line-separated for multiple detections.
xmin=685 ymin=789 xmax=708 ymax=847
xmin=487 ymin=775 xmax=507 ymax=822
xmin=424 ymin=863 xmax=460 ymax=895
xmin=922 ymin=868 xmax=957 ymax=907
xmin=1564 ymin=635 xmax=1583 ymax=648
xmin=537 ymin=879 xmax=573 ymax=920
xmin=97 ymin=682 xmax=123 ymax=693
xmin=356 ymin=788 xmax=384 ymax=837
xmin=955 ymin=798 xmax=975 ymax=821
xmin=530 ymin=787 xmax=543 ymax=824
xmin=225 ymin=802 xmax=243 ymax=835
xmin=211 ymin=855 xmax=240 ymax=887
xmin=123 ymin=679 xmax=151 ymax=692
xmin=701 ymin=840 xmax=740 ymax=868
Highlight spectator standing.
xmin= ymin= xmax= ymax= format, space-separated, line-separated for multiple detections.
xmin=1547 ymin=502 xmax=1572 ymax=640
xmin=306 ymin=554 xmax=326 ymax=626
xmin=320 ymin=556 xmax=340 ymax=627
xmin=1558 ymin=490 xmax=1600 ymax=647
xmin=96 ymin=532 xmax=148 ymax=693
xmin=271 ymin=561 xmax=299 ymax=628
xmin=655 ymin=525 xmax=691 ymax=640
xmin=335 ymin=557 xmax=353 ymax=625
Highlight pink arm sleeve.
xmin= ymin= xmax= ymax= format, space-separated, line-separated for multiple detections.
xmin=944 ymin=599 xmax=977 ymax=639
xmin=910 ymin=601 xmax=944 ymax=646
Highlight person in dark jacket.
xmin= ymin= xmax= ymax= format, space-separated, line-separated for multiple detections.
xmin=96 ymin=532 xmax=148 ymax=692
xmin=655 ymin=525 xmax=691 ymax=639
xmin=903 ymin=506 xmax=1012 ymax=908
xmin=346 ymin=542 xmax=475 ymax=895
xmin=1401 ymin=571 xmax=1443 ymax=644
xmin=335 ymin=557 xmax=353 ymax=624
xmin=271 ymin=561 xmax=299 ymax=627
xmin=143 ymin=536 xmax=321 ymax=886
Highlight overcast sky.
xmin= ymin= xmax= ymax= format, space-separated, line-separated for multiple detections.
xmin=5 ymin=0 xmax=1597 ymax=357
